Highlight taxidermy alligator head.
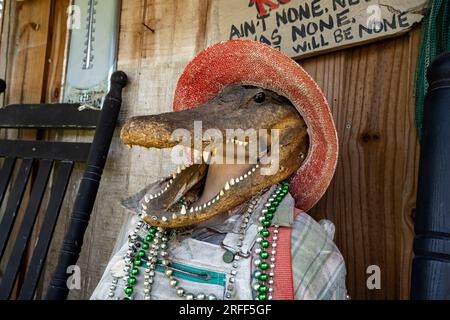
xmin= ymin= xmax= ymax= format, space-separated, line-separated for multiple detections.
xmin=120 ymin=85 xmax=309 ymax=228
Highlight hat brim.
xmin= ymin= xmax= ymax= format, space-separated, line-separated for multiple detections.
xmin=173 ymin=40 xmax=338 ymax=212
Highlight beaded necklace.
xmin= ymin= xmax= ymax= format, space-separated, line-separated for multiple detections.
xmin=108 ymin=181 xmax=289 ymax=300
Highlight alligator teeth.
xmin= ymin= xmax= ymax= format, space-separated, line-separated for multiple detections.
xmin=189 ymin=207 xmax=194 ymax=213
xmin=215 ymin=195 xmax=220 ymax=201
xmin=252 ymin=167 xmax=256 ymax=172
xmin=207 ymin=201 xmax=211 ymax=206
xmin=141 ymin=203 xmax=147 ymax=210
xmin=203 ymin=151 xmax=211 ymax=163
xmin=212 ymin=199 xmax=216 ymax=204
xmin=195 ymin=207 xmax=199 ymax=212
xmin=244 ymin=174 xmax=248 ymax=178
xmin=144 ymin=195 xmax=150 ymax=203
xmin=203 ymin=203 xmax=207 ymax=209
xmin=248 ymin=170 xmax=252 ymax=175
xmin=177 ymin=166 xmax=181 ymax=174
xmin=161 ymin=216 xmax=168 ymax=222
xmin=193 ymin=149 xmax=201 ymax=161
xmin=172 ymin=173 xmax=177 ymax=179
xmin=239 ymin=176 xmax=244 ymax=181
xmin=180 ymin=205 xmax=186 ymax=215
xmin=219 ymin=190 xmax=224 ymax=196
xmin=224 ymin=182 xmax=230 ymax=191
xmin=149 ymin=195 xmax=154 ymax=200
xmin=230 ymin=178 xmax=235 ymax=186
xmin=169 ymin=179 xmax=173 ymax=184
xmin=172 ymin=213 xmax=178 ymax=220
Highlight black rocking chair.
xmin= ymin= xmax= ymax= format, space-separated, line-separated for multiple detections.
xmin=0 ymin=71 xmax=127 ymax=300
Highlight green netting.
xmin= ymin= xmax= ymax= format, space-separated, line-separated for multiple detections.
xmin=416 ymin=0 xmax=450 ymax=139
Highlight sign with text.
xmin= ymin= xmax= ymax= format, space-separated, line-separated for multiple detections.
xmin=215 ymin=0 xmax=427 ymax=58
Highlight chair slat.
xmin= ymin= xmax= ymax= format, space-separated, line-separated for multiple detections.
xmin=0 ymin=104 xmax=99 ymax=129
xmin=0 ymin=140 xmax=91 ymax=162
xmin=0 ymin=158 xmax=34 ymax=261
xmin=0 ymin=160 xmax=53 ymax=300
xmin=18 ymin=161 xmax=74 ymax=300
xmin=0 ymin=157 xmax=16 ymax=204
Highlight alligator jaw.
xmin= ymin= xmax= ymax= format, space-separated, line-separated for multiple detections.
xmin=120 ymin=85 xmax=309 ymax=228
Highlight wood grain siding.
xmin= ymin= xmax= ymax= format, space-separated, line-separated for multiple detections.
xmin=305 ymin=27 xmax=421 ymax=299
xmin=0 ymin=0 xmax=420 ymax=300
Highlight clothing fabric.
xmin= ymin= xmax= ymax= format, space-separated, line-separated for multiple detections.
xmin=90 ymin=181 xmax=347 ymax=300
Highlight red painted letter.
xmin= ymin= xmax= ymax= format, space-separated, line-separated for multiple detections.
xmin=249 ymin=0 xmax=279 ymax=17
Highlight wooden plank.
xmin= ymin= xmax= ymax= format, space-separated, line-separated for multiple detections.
xmin=0 ymin=159 xmax=53 ymax=300
xmin=0 ymin=140 xmax=91 ymax=162
xmin=0 ymin=0 xmax=4 ymax=55
xmin=19 ymin=161 xmax=74 ymax=300
xmin=0 ymin=0 xmax=18 ymax=109
xmin=2 ymin=0 xmax=53 ymax=104
xmin=44 ymin=0 xmax=70 ymax=103
xmin=0 ymin=158 xmax=34 ymax=261
xmin=0 ymin=157 xmax=15 ymax=204
xmin=306 ymin=26 xmax=421 ymax=299
xmin=0 ymin=104 xmax=99 ymax=129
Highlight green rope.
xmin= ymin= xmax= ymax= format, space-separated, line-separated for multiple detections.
xmin=415 ymin=0 xmax=450 ymax=139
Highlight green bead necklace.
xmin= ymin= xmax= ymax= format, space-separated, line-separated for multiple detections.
xmin=109 ymin=181 xmax=289 ymax=300
xmin=253 ymin=181 xmax=289 ymax=300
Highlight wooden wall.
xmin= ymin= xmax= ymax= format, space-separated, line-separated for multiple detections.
xmin=0 ymin=0 xmax=421 ymax=300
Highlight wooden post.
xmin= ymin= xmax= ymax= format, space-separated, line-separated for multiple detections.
xmin=45 ymin=71 xmax=128 ymax=300
xmin=412 ymin=52 xmax=450 ymax=300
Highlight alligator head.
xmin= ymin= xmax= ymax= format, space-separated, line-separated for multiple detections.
xmin=120 ymin=84 xmax=309 ymax=228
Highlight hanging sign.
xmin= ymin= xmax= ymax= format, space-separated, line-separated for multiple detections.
xmin=214 ymin=0 xmax=428 ymax=58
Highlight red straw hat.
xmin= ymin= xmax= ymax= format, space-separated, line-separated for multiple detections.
xmin=173 ymin=40 xmax=338 ymax=211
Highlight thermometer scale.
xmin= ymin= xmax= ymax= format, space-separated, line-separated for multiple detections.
xmin=63 ymin=0 xmax=121 ymax=108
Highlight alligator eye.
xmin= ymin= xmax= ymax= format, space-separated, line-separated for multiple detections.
xmin=254 ymin=92 xmax=266 ymax=103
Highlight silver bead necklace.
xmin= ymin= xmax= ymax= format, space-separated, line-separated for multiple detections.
xmin=108 ymin=182 xmax=287 ymax=300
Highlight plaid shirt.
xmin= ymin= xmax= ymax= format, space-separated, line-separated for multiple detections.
xmin=290 ymin=213 xmax=347 ymax=299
